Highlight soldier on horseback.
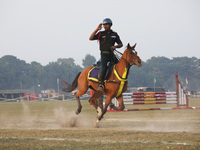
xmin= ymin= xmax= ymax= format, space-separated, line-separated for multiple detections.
xmin=89 ymin=18 xmax=123 ymax=91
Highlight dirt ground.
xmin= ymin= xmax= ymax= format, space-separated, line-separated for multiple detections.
xmin=0 ymin=99 xmax=200 ymax=150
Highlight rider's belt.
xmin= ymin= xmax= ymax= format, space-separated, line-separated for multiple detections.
xmin=101 ymin=51 xmax=111 ymax=54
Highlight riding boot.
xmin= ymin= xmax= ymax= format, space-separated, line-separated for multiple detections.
xmin=97 ymin=74 xmax=104 ymax=91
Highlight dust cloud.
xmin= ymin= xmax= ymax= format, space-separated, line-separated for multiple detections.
xmin=0 ymin=100 xmax=37 ymax=128
xmin=0 ymin=101 xmax=93 ymax=129
xmin=54 ymin=107 xmax=78 ymax=127
xmin=54 ymin=107 xmax=93 ymax=128
xmin=19 ymin=100 xmax=37 ymax=127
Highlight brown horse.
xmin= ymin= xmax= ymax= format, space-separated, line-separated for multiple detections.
xmin=63 ymin=43 xmax=142 ymax=126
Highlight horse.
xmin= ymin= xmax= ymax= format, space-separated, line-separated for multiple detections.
xmin=62 ymin=43 xmax=142 ymax=127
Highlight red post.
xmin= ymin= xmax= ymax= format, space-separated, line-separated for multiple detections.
xmin=90 ymin=89 xmax=93 ymax=97
xmin=175 ymin=73 xmax=179 ymax=108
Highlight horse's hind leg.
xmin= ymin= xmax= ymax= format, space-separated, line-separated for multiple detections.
xmin=74 ymin=90 xmax=87 ymax=115
xmin=74 ymin=88 xmax=89 ymax=115
xmin=74 ymin=93 xmax=82 ymax=115
xmin=74 ymin=70 xmax=90 ymax=115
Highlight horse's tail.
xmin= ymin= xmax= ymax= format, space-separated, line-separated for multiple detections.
xmin=62 ymin=72 xmax=81 ymax=92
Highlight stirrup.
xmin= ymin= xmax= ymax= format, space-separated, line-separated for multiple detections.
xmin=97 ymin=84 xmax=104 ymax=91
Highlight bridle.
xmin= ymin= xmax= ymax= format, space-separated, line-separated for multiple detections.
xmin=126 ymin=49 xmax=139 ymax=65
xmin=114 ymin=48 xmax=139 ymax=66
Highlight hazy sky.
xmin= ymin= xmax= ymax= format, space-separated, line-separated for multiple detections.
xmin=0 ymin=0 xmax=200 ymax=66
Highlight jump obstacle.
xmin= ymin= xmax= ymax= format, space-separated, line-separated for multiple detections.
xmin=106 ymin=73 xmax=200 ymax=112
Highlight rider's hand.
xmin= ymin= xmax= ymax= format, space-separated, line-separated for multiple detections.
xmin=110 ymin=46 xmax=116 ymax=51
xmin=96 ymin=23 xmax=102 ymax=31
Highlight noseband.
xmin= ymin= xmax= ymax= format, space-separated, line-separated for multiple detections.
xmin=114 ymin=48 xmax=139 ymax=66
xmin=123 ymin=49 xmax=138 ymax=66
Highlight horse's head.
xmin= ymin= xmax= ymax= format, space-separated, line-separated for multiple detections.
xmin=122 ymin=43 xmax=142 ymax=67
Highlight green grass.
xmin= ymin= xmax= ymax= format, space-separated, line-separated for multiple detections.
xmin=0 ymin=98 xmax=200 ymax=150
xmin=0 ymin=129 xmax=200 ymax=150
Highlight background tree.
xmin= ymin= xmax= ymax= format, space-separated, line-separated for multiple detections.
xmin=0 ymin=55 xmax=31 ymax=89
xmin=42 ymin=58 xmax=82 ymax=91
xmin=0 ymin=55 xmax=199 ymax=92
xmin=82 ymin=54 xmax=96 ymax=68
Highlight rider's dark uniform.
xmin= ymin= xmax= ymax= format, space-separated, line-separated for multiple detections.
xmin=92 ymin=30 xmax=122 ymax=82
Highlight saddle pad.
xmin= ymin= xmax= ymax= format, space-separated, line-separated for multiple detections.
xmin=88 ymin=67 xmax=99 ymax=82
xmin=88 ymin=65 xmax=114 ymax=83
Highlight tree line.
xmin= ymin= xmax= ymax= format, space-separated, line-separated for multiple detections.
xmin=0 ymin=55 xmax=199 ymax=92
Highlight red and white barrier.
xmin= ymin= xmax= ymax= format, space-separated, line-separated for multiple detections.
xmin=106 ymin=73 xmax=200 ymax=111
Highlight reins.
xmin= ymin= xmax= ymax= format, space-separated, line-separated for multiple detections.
xmin=114 ymin=49 xmax=123 ymax=55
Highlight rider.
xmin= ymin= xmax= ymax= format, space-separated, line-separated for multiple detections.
xmin=89 ymin=18 xmax=123 ymax=91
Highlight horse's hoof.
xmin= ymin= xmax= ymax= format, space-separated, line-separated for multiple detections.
xmin=94 ymin=119 xmax=101 ymax=128
xmin=76 ymin=109 xmax=81 ymax=115
xmin=94 ymin=121 xmax=100 ymax=128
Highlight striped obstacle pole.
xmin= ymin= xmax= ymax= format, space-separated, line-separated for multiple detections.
xmin=109 ymin=92 xmax=178 ymax=111
xmin=175 ymin=72 xmax=188 ymax=108
xmin=107 ymin=73 xmax=200 ymax=112
xmin=122 ymin=92 xmax=177 ymax=105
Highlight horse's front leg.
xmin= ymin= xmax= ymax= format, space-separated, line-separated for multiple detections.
xmin=94 ymin=95 xmax=112 ymax=128
xmin=96 ymin=96 xmax=103 ymax=118
xmin=94 ymin=96 xmax=112 ymax=128
xmin=96 ymin=95 xmax=112 ymax=121
xmin=110 ymin=95 xmax=125 ymax=110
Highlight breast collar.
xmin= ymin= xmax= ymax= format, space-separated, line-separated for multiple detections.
xmin=113 ymin=64 xmax=130 ymax=97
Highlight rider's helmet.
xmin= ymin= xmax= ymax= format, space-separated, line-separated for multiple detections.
xmin=103 ymin=18 xmax=112 ymax=26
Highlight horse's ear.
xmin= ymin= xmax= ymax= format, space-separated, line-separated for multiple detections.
xmin=127 ymin=43 xmax=131 ymax=49
xmin=132 ymin=43 xmax=137 ymax=49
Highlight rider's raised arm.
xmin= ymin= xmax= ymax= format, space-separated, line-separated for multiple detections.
xmin=89 ymin=23 xmax=102 ymax=41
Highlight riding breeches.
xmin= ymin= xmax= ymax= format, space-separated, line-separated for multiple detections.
xmin=99 ymin=52 xmax=118 ymax=79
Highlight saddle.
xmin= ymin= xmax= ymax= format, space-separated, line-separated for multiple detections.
xmin=88 ymin=63 xmax=114 ymax=83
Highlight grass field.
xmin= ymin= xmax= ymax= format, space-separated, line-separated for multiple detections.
xmin=0 ymin=98 xmax=200 ymax=150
